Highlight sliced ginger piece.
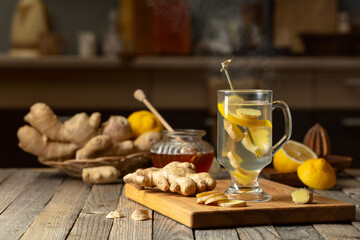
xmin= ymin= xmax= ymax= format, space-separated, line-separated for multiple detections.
xmin=217 ymin=199 xmax=246 ymax=207
xmin=236 ymin=108 xmax=262 ymax=119
xmin=196 ymin=193 xmax=223 ymax=204
xmin=204 ymin=195 xmax=228 ymax=205
xmin=131 ymin=209 xmax=151 ymax=221
xmin=196 ymin=190 xmax=222 ymax=199
xmin=106 ymin=210 xmax=125 ymax=219
xmin=291 ymin=188 xmax=313 ymax=204
xmin=227 ymin=151 xmax=243 ymax=171
xmin=224 ymin=119 xmax=244 ymax=142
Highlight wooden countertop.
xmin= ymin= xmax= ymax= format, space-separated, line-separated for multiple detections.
xmin=1 ymin=55 xmax=360 ymax=71
xmin=1 ymin=168 xmax=360 ymax=239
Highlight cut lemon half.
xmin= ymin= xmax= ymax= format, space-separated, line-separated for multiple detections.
xmin=218 ymin=103 xmax=272 ymax=128
xmin=273 ymin=140 xmax=318 ymax=173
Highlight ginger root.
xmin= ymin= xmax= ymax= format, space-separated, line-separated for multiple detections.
xmin=291 ymin=188 xmax=313 ymax=204
xmin=102 ymin=116 xmax=133 ymax=142
xmin=82 ymin=166 xmax=120 ymax=184
xmin=76 ymin=135 xmax=136 ymax=159
xmin=134 ymin=131 xmax=161 ymax=152
xmin=17 ymin=125 xmax=78 ymax=162
xmin=131 ymin=209 xmax=151 ymax=221
xmin=123 ymin=161 xmax=216 ymax=196
xmin=24 ymin=102 xmax=101 ymax=146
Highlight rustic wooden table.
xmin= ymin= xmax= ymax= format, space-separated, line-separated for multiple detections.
xmin=1 ymin=168 xmax=360 ymax=240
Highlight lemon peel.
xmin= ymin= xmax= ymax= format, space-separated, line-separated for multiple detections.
xmin=297 ymin=158 xmax=336 ymax=190
xmin=231 ymin=169 xmax=258 ymax=186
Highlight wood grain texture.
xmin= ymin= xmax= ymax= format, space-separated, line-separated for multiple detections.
xmin=0 ymin=172 xmax=64 ymax=240
xmin=0 ymin=169 xmax=13 ymax=183
xmin=275 ymin=225 xmax=323 ymax=240
xmin=20 ymin=178 xmax=91 ymax=240
xmin=237 ymin=226 xmax=281 ymax=240
xmin=195 ymin=228 xmax=239 ymax=240
xmin=67 ymin=183 xmax=122 ymax=240
xmin=125 ymin=179 xmax=355 ymax=228
xmin=109 ymin=187 xmax=152 ymax=240
xmin=0 ymin=170 xmax=40 ymax=214
xmin=153 ymin=212 xmax=193 ymax=240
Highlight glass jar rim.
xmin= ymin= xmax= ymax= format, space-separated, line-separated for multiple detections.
xmin=217 ymin=89 xmax=273 ymax=94
xmin=161 ymin=129 xmax=206 ymax=137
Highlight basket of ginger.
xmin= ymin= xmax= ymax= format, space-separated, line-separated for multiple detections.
xmin=17 ymin=103 xmax=164 ymax=179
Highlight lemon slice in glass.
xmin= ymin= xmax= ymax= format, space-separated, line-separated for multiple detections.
xmin=218 ymin=103 xmax=272 ymax=128
xmin=242 ymin=127 xmax=271 ymax=158
xmin=231 ymin=168 xmax=258 ymax=186
xmin=273 ymin=140 xmax=318 ymax=173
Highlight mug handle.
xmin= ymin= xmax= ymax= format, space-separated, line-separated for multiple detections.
xmin=272 ymin=100 xmax=292 ymax=155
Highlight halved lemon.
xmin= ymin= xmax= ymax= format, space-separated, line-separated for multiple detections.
xmin=273 ymin=140 xmax=318 ymax=173
xmin=218 ymin=103 xmax=272 ymax=128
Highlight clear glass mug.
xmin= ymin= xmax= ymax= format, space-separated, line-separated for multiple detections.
xmin=217 ymin=89 xmax=292 ymax=202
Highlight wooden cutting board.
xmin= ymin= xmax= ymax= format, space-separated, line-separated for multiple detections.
xmin=125 ymin=179 xmax=355 ymax=228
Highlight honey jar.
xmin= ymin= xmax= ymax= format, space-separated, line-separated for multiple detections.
xmin=150 ymin=129 xmax=214 ymax=173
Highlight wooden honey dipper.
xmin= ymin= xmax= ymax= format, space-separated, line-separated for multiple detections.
xmin=133 ymin=89 xmax=174 ymax=132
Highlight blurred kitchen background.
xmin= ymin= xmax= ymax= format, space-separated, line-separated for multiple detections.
xmin=0 ymin=0 xmax=359 ymax=167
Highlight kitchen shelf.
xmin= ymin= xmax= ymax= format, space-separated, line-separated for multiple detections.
xmin=1 ymin=55 xmax=360 ymax=71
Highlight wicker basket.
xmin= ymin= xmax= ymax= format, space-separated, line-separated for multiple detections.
xmin=41 ymin=152 xmax=151 ymax=178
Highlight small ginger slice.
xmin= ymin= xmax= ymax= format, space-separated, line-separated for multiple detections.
xmin=131 ymin=209 xmax=151 ymax=221
xmin=227 ymin=151 xmax=243 ymax=171
xmin=196 ymin=190 xmax=222 ymax=199
xmin=196 ymin=193 xmax=223 ymax=204
xmin=291 ymin=188 xmax=313 ymax=204
xmin=217 ymin=199 xmax=247 ymax=207
xmin=236 ymin=108 xmax=261 ymax=119
xmin=204 ymin=195 xmax=228 ymax=205
xmin=106 ymin=210 xmax=125 ymax=219
xmin=224 ymin=119 xmax=244 ymax=142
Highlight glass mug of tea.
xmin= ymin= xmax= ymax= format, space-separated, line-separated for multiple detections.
xmin=217 ymin=89 xmax=292 ymax=202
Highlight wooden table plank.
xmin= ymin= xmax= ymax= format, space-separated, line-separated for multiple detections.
xmin=195 ymin=228 xmax=239 ymax=240
xmin=109 ymin=187 xmax=152 ymax=240
xmin=20 ymin=178 xmax=91 ymax=240
xmin=67 ymin=183 xmax=122 ymax=240
xmin=313 ymin=189 xmax=360 ymax=239
xmin=275 ymin=225 xmax=323 ymax=240
xmin=0 ymin=169 xmax=13 ymax=183
xmin=236 ymin=226 xmax=282 ymax=240
xmin=0 ymin=172 xmax=64 ymax=240
xmin=0 ymin=170 xmax=40 ymax=214
xmin=152 ymin=212 xmax=194 ymax=240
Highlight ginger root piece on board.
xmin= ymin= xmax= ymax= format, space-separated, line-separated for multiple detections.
xmin=291 ymin=188 xmax=313 ymax=204
xmin=82 ymin=166 xmax=120 ymax=184
xmin=106 ymin=210 xmax=125 ymax=219
xmin=123 ymin=161 xmax=216 ymax=196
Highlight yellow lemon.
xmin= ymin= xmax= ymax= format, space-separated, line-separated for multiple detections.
xmin=127 ymin=110 xmax=164 ymax=138
xmin=273 ymin=140 xmax=318 ymax=173
xmin=297 ymin=158 xmax=336 ymax=190
xmin=218 ymin=103 xmax=272 ymax=128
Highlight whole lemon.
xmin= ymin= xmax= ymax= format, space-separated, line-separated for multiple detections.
xmin=127 ymin=110 xmax=164 ymax=138
xmin=273 ymin=140 xmax=318 ymax=173
xmin=297 ymin=158 xmax=336 ymax=190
